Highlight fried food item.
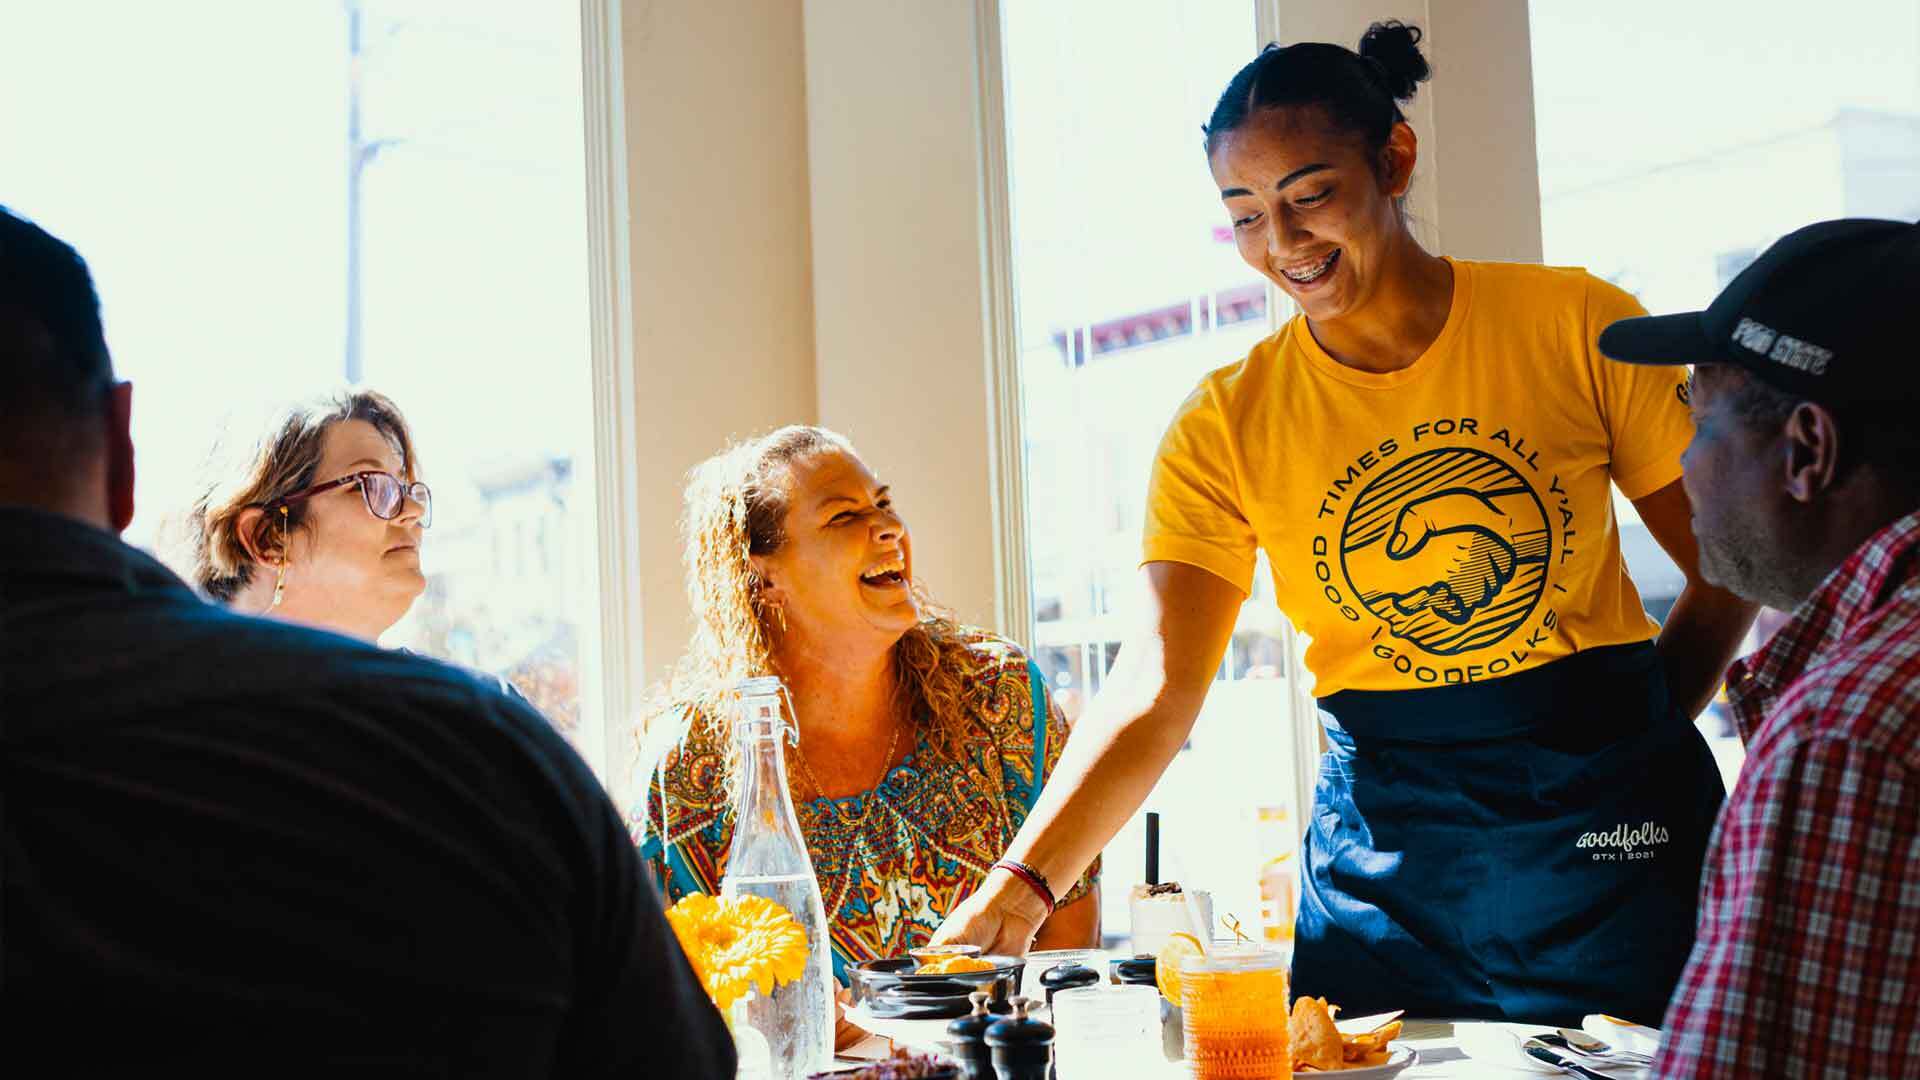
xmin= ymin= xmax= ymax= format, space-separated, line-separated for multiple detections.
xmin=1341 ymin=1020 xmax=1400 ymax=1062
xmin=915 ymin=954 xmax=994 ymax=975
xmin=1290 ymin=1003 xmax=1402 ymax=1071
xmin=1289 ymin=996 xmax=1345 ymax=1071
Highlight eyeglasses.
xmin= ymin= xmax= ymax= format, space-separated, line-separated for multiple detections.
xmin=271 ymin=470 xmax=433 ymax=528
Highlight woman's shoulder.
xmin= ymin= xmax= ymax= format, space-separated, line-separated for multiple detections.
xmin=937 ymin=626 xmax=1047 ymax=735
xmin=1199 ymin=325 xmax=1295 ymax=401
xmin=1459 ymin=258 xmax=1630 ymax=313
xmin=634 ymin=701 xmax=730 ymax=805
xmin=941 ymin=626 xmax=1038 ymax=686
xmin=1156 ymin=326 xmax=1296 ymax=444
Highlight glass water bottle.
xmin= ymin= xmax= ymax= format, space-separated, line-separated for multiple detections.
xmin=718 ymin=675 xmax=834 ymax=1077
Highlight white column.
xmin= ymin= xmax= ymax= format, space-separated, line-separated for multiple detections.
xmin=1260 ymin=0 xmax=1544 ymax=263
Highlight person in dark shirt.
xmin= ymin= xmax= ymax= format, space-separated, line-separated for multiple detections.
xmin=0 ymin=206 xmax=732 ymax=1077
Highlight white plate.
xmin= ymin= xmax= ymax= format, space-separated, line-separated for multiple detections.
xmin=1293 ymin=1046 xmax=1418 ymax=1078
xmin=1582 ymin=1014 xmax=1662 ymax=1057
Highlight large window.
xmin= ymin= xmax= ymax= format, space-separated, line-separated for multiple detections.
xmin=3 ymin=2 xmax=607 ymax=760
xmin=1000 ymin=0 xmax=1303 ymax=943
xmin=1529 ymin=0 xmax=1920 ymax=785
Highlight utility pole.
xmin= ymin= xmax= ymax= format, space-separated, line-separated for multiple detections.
xmin=344 ymin=0 xmax=398 ymax=385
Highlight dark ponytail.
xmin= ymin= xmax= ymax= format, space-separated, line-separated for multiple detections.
xmin=1204 ymin=20 xmax=1431 ymax=162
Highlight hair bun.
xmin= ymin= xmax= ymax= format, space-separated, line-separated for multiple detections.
xmin=1357 ymin=20 xmax=1429 ymax=102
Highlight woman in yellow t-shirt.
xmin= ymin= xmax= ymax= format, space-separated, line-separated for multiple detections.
xmin=937 ymin=22 xmax=1756 ymax=1025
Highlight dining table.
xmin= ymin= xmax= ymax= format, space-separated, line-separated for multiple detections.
xmin=843 ymin=1011 xmax=1656 ymax=1078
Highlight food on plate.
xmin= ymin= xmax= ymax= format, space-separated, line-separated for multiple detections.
xmin=1152 ymin=931 xmax=1205 ymax=1003
xmin=1289 ymin=996 xmax=1345 ymax=1070
xmin=1288 ymin=998 xmax=1402 ymax=1072
xmin=916 ymin=954 xmax=995 ymax=976
xmin=909 ymin=944 xmax=983 ymax=961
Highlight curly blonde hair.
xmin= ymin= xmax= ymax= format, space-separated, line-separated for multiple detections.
xmin=186 ymin=388 xmax=418 ymax=603
xmin=650 ymin=425 xmax=990 ymax=769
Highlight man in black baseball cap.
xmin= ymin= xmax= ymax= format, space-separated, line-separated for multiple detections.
xmin=1599 ymin=217 xmax=1920 ymax=1079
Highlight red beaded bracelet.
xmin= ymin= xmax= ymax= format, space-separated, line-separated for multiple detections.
xmin=992 ymin=858 xmax=1056 ymax=917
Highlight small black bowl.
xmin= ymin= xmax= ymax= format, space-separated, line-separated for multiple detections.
xmin=847 ymin=954 xmax=1026 ymax=1008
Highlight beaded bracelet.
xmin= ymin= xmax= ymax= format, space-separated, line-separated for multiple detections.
xmin=991 ymin=858 xmax=1057 ymax=917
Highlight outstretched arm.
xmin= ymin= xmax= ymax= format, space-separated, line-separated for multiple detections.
xmin=932 ymin=562 xmax=1242 ymax=955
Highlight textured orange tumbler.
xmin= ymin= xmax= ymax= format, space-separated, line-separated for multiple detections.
xmin=1180 ymin=945 xmax=1291 ymax=1079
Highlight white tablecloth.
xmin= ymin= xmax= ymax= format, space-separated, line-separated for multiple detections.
xmin=844 ymin=1011 xmax=1652 ymax=1078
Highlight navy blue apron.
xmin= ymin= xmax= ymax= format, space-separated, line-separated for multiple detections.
xmin=1292 ymin=640 xmax=1723 ymax=1026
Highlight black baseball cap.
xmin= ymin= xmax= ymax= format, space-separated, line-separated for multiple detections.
xmin=1598 ymin=217 xmax=1920 ymax=408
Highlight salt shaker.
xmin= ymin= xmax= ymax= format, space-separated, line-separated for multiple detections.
xmin=1038 ymin=962 xmax=1099 ymax=1007
xmin=984 ymin=995 xmax=1053 ymax=1080
xmin=943 ymin=991 xmax=996 ymax=1080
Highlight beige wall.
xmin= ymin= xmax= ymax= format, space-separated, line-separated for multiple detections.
xmin=620 ymin=0 xmax=818 ymax=697
xmin=801 ymin=0 xmax=1005 ymax=632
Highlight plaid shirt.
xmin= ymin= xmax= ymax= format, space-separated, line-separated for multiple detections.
xmin=1654 ymin=508 xmax=1920 ymax=1078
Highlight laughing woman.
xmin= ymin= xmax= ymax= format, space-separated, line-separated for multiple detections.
xmin=631 ymin=426 xmax=1099 ymax=1042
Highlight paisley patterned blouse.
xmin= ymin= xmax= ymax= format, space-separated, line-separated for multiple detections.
xmin=630 ymin=630 xmax=1100 ymax=983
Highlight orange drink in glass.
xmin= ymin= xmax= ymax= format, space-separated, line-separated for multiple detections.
xmin=1179 ymin=945 xmax=1291 ymax=1079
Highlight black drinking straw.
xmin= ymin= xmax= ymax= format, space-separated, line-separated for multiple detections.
xmin=1145 ymin=811 xmax=1160 ymax=885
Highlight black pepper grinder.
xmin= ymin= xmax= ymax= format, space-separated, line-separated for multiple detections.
xmin=1038 ymin=961 xmax=1100 ymax=1007
xmin=984 ymin=995 xmax=1053 ymax=1080
xmin=944 ymin=991 xmax=996 ymax=1080
xmin=986 ymin=974 xmax=1014 ymax=1014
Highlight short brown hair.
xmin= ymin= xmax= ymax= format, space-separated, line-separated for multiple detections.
xmin=187 ymin=388 xmax=418 ymax=603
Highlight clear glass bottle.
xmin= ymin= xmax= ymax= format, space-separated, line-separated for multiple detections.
xmin=719 ymin=676 xmax=834 ymax=1077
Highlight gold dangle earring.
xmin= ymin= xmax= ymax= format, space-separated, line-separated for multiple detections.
xmin=269 ymin=506 xmax=289 ymax=610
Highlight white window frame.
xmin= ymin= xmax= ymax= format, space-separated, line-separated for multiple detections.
xmin=578 ymin=0 xmax=645 ymax=789
xmin=974 ymin=0 xmax=1327 ymax=824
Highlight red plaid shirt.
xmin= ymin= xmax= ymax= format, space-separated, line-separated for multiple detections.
xmin=1655 ymin=508 xmax=1920 ymax=1078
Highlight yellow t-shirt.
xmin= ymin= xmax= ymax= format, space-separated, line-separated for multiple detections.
xmin=1144 ymin=258 xmax=1691 ymax=697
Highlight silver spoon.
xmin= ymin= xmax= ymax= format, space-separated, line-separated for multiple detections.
xmin=1523 ymin=1038 xmax=1619 ymax=1079
xmin=1539 ymin=1030 xmax=1654 ymax=1066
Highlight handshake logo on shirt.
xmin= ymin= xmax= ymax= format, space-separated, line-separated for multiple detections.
xmin=1341 ymin=448 xmax=1551 ymax=657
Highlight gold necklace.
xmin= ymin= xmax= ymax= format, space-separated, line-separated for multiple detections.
xmin=789 ymin=720 xmax=904 ymax=825
xmin=788 ymin=719 xmax=906 ymax=925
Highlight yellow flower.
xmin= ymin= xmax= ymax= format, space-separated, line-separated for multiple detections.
xmin=666 ymin=892 xmax=810 ymax=1012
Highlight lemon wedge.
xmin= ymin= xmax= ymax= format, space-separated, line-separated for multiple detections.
xmin=1154 ymin=931 xmax=1204 ymax=1004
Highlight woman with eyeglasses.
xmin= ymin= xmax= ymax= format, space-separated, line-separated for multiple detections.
xmin=187 ymin=389 xmax=432 ymax=642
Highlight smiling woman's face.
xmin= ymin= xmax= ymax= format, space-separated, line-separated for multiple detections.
xmin=269 ymin=418 xmax=427 ymax=640
xmin=755 ymin=447 xmax=919 ymax=652
xmin=1210 ymin=104 xmax=1414 ymax=324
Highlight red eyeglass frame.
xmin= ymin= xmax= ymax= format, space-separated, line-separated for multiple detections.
xmin=268 ymin=470 xmax=432 ymax=526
